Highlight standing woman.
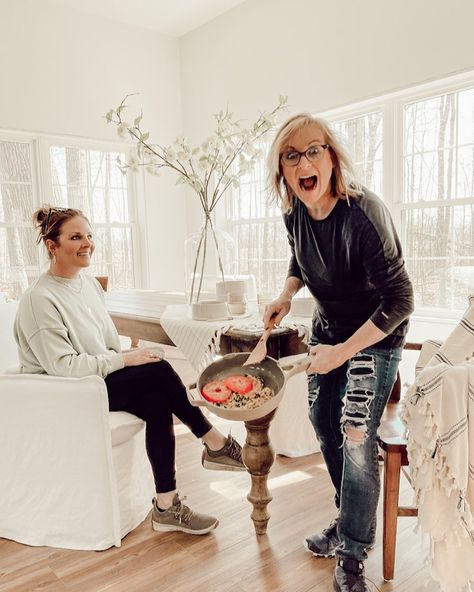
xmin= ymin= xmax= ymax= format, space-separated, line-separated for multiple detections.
xmin=264 ymin=115 xmax=414 ymax=591
xmin=15 ymin=206 xmax=244 ymax=536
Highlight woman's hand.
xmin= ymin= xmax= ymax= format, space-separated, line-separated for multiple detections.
xmin=123 ymin=348 xmax=162 ymax=367
xmin=263 ymin=296 xmax=291 ymax=328
xmin=307 ymin=343 xmax=347 ymax=375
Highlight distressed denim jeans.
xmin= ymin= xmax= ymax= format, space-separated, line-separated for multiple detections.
xmin=307 ymin=343 xmax=402 ymax=562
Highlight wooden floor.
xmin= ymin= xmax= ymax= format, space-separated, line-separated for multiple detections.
xmin=0 ymin=413 xmax=437 ymax=592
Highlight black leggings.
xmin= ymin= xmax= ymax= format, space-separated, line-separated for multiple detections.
xmin=105 ymin=361 xmax=213 ymax=493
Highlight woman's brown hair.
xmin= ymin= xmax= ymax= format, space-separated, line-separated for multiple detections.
xmin=33 ymin=206 xmax=89 ymax=257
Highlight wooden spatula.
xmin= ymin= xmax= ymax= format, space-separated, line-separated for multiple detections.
xmin=243 ymin=321 xmax=275 ymax=366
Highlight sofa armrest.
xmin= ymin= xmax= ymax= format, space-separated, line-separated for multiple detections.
xmin=0 ymin=373 xmax=121 ymax=548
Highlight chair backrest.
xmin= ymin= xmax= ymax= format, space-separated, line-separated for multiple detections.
xmin=0 ymin=301 xmax=19 ymax=373
xmin=95 ymin=276 xmax=108 ymax=292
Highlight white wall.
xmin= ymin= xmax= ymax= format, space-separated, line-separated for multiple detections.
xmin=179 ymin=0 xmax=474 ymax=229
xmin=181 ymin=0 xmax=474 ymax=130
xmin=0 ymin=0 xmax=186 ymax=290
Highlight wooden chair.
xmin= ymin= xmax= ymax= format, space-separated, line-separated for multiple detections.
xmin=377 ymin=341 xmax=422 ymax=581
xmin=95 ymin=275 xmax=108 ymax=291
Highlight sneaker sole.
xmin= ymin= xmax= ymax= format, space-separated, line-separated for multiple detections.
xmin=152 ymin=519 xmax=219 ymax=535
xmin=202 ymin=459 xmax=246 ymax=471
xmin=303 ymin=539 xmax=375 ymax=558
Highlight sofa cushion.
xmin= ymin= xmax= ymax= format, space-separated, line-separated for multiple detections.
xmin=109 ymin=411 xmax=145 ymax=446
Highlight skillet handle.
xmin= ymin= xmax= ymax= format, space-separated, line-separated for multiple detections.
xmin=279 ymin=355 xmax=312 ymax=380
xmin=186 ymin=383 xmax=208 ymax=407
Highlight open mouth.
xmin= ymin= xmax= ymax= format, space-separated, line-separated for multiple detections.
xmin=299 ymin=175 xmax=318 ymax=191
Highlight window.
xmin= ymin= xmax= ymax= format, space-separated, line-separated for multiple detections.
xmin=48 ymin=144 xmax=136 ymax=289
xmin=223 ymin=141 xmax=291 ymax=300
xmin=224 ymin=71 xmax=474 ymax=317
xmin=332 ymin=111 xmax=384 ymax=197
xmin=401 ymin=89 xmax=474 ymax=312
xmin=0 ymin=138 xmax=40 ymax=300
xmin=0 ymin=133 xmax=138 ymax=300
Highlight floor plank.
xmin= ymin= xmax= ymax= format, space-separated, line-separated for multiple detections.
xmin=0 ymin=413 xmax=438 ymax=592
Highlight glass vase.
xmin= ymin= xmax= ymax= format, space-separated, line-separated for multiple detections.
xmin=184 ymin=220 xmax=235 ymax=304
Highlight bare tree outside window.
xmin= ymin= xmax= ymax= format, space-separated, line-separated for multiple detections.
xmin=403 ymin=88 xmax=474 ymax=311
xmin=0 ymin=137 xmax=137 ymax=300
xmin=332 ymin=111 xmax=384 ymax=197
xmin=0 ymin=140 xmax=39 ymax=300
xmin=225 ymin=141 xmax=290 ymax=299
xmin=49 ymin=146 xmax=136 ymax=290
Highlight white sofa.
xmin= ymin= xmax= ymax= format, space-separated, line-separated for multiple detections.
xmin=0 ymin=301 xmax=154 ymax=550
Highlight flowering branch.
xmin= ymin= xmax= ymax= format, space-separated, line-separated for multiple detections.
xmin=105 ymin=95 xmax=287 ymax=211
xmin=104 ymin=95 xmax=288 ymax=302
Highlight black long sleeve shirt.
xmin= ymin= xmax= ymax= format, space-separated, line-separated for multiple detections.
xmin=283 ymin=188 xmax=414 ymax=349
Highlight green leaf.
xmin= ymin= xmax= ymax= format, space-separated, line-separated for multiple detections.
xmin=134 ymin=115 xmax=143 ymax=127
xmin=140 ymin=132 xmax=150 ymax=142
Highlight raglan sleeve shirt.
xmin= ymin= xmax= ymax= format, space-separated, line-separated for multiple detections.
xmin=282 ymin=190 xmax=414 ymax=343
xmin=357 ymin=199 xmax=414 ymax=335
xmin=14 ymin=274 xmax=124 ymax=378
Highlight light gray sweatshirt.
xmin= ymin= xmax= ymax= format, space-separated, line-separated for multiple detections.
xmin=14 ymin=273 xmax=124 ymax=378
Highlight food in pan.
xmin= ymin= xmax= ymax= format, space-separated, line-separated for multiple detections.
xmin=201 ymin=374 xmax=273 ymax=410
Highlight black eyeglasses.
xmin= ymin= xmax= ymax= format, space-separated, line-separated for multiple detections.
xmin=280 ymin=144 xmax=329 ymax=167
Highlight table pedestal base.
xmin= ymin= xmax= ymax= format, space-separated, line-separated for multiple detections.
xmin=243 ymin=410 xmax=276 ymax=535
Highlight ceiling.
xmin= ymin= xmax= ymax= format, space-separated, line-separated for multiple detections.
xmin=52 ymin=0 xmax=246 ymax=37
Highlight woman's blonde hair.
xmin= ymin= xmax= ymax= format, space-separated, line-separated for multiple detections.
xmin=267 ymin=113 xmax=362 ymax=212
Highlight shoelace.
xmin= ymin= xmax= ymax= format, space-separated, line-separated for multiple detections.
xmin=226 ymin=437 xmax=242 ymax=461
xmin=322 ymin=518 xmax=338 ymax=537
xmin=170 ymin=497 xmax=194 ymax=525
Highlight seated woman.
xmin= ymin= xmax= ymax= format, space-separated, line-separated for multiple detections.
xmin=14 ymin=205 xmax=244 ymax=536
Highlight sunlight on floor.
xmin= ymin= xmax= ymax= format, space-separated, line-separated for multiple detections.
xmin=267 ymin=470 xmax=313 ymax=489
xmin=210 ymin=469 xmax=316 ymax=501
xmin=209 ymin=480 xmax=249 ymax=500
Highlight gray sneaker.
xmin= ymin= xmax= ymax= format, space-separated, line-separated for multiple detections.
xmin=305 ymin=518 xmax=340 ymax=557
xmin=202 ymin=434 xmax=246 ymax=471
xmin=151 ymin=494 xmax=218 ymax=535
xmin=305 ymin=518 xmax=375 ymax=557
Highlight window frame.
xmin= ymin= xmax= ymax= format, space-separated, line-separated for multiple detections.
xmin=308 ymin=71 xmax=474 ymax=319
xmin=0 ymin=129 xmax=145 ymax=292
xmin=221 ymin=70 xmax=474 ymax=319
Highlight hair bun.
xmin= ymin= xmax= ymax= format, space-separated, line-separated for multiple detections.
xmin=33 ymin=206 xmax=51 ymax=225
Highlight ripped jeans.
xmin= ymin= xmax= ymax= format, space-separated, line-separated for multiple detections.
xmin=307 ymin=343 xmax=402 ymax=562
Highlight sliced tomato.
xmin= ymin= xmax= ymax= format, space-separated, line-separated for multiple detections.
xmin=223 ymin=374 xmax=253 ymax=395
xmin=201 ymin=380 xmax=232 ymax=403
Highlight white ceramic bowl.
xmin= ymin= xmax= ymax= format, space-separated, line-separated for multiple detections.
xmin=191 ymin=299 xmax=229 ymax=321
xmin=290 ymin=297 xmax=315 ymax=318
xmin=215 ymin=279 xmax=247 ymax=301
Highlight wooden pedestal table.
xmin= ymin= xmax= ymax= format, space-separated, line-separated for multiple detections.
xmin=242 ymin=409 xmax=277 ymax=535
xmin=220 ymin=327 xmax=307 ymax=535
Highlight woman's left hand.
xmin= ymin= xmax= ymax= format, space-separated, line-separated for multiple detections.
xmin=307 ymin=343 xmax=347 ymax=375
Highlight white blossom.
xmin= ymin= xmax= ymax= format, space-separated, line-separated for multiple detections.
xmin=117 ymin=123 xmax=130 ymax=139
xmin=108 ymin=95 xmax=288 ymax=210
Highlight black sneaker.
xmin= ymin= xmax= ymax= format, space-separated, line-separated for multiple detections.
xmin=333 ymin=558 xmax=369 ymax=592
xmin=304 ymin=518 xmax=339 ymax=557
xmin=305 ymin=519 xmax=375 ymax=558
